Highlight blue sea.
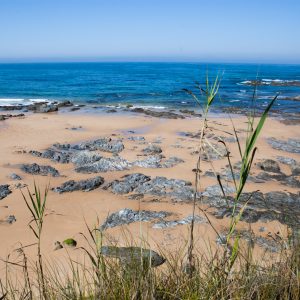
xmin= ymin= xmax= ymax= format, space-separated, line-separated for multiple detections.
xmin=0 ymin=62 xmax=299 ymax=114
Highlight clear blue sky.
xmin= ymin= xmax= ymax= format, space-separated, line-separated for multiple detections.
xmin=0 ymin=0 xmax=299 ymax=63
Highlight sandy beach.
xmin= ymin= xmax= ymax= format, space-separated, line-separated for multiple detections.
xmin=0 ymin=109 xmax=299 ymax=278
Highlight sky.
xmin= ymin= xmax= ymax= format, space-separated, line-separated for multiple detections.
xmin=0 ymin=0 xmax=299 ymax=63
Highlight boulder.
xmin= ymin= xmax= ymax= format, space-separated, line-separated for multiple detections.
xmin=21 ymin=163 xmax=60 ymax=177
xmin=101 ymin=246 xmax=166 ymax=268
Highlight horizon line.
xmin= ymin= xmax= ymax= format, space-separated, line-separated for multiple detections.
xmin=0 ymin=59 xmax=300 ymax=66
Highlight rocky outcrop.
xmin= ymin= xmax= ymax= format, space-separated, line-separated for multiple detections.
xmin=53 ymin=176 xmax=104 ymax=193
xmin=21 ymin=163 xmax=60 ymax=177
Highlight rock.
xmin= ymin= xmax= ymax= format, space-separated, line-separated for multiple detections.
xmin=54 ymin=241 xmax=63 ymax=251
xmin=72 ymin=137 xmax=124 ymax=153
xmin=57 ymin=100 xmax=73 ymax=107
xmin=133 ymin=155 xmax=162 ymax=168
xmin=142 ymin=144 xmax=162 ymax=155
xmin=0 ymin=185 xmax=11 ymax=200
xmin=256 ymin=159 xmax=281 ymax=173
xmin=34 ymin=103 xmax=58 ymax=113
xmin=53 ymin=177 xmax=104 ymax=193
xmin=131 ymin=107 xmax=185 ymax=119
xmin=202 ymin=185 xmax=235 ymax=197
xmin=71 ymin=151 xmax=102 ymax=166
xmin=107 ymin=174 xmax=195 ymax=201
xmin=100 ymin=246 xmax=166 ymax=268
xmin=110 ymin=173 xmax=151 ymax=194
xmin=10 ymin=173 xmax=22 ymax=180
xmin=100 ymin=208 xmax=171 ymax=230
xmin=136 ymin=176 xmax=195 ymax=201
xmin=106 ymin=109 xmax=117 ymax=113
xmin=41 ymin=149 xmax=71 ymax=163
xmin=161 ymin=156 xmax=184 ymax=168
xmin=14 ymin=182 xmax=27 ymax=189
xmin=21 ymin=163 xmax=60 ymax=177
xmin=63 ymin=238 xmax=77 ymax=248
xmin=128 ymin=136 xmax=145 ymax=141
xmin=75 ymin=155 xmax=130 ymax=173
xmin=277 ymin=156 xmax=300 ymax=176
xmin=255 ymin=172 xmax=300 ymax=188
xmin=153 ymin=215 xmax=206 ymax=229
xmin=267 ymin=137 xmax=300 ymax=154
xmin=6 ymin=215 xmax=16 ymax=224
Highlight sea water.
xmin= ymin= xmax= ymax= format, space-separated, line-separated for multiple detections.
xmin=0 ymin=62 xmax=299 ymax=114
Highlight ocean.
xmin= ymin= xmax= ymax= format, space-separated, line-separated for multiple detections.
xmin=0 ymin=62 xmax=299 ymax=114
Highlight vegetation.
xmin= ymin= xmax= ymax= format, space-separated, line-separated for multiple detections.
xmin=0 ymin=76 xmax=299 ymax=299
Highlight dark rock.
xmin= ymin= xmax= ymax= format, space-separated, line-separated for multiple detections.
xmin=133 ymin=155 xmax=162 ymax=168
xmin=6 ymin=215 xmax=16 ymax=224
xmin=131 ymin=107 xmax=185 ymax=119
xmin=267 ymin=137 xmax=300 ymax=154
xmin=75 ymin=155 xmax=130 ymax=173
xmin=202 ymin=185 xmax=235 ymax=197
xmin=71 ymin=151 xmax=102 ymax=166
xmin=128 ymin=136 xmax=145 ymax=141
xmin=100 ymin=246 xmax=166 ymax=268
xmin=110 ymin=173 xmax=151 ymax=194
xmin=29 ymin=150 xmax=43 ymax=157
xmin=142 ymin=144 xmax=162 ymax=155
xmin=34 ymin=103 xmax=58 ymax=113
xmin=41 ymin=149 xmax=71 ymax=163
xmin=106 ymin=109 xmax=117 ymax=113
xmin=136 ymin=176 xmax=195 ymax=201
xmin=257 ymin=159 xmax=281 ymax=173
xmin=57 ymin=101 xmax=73 ymax=107
xmin=53 ymin=176 xmax=104 ymax=193
xmin=72 ymin=137 xmax=124 ymax=153
xmin=70 ymin=107 xmax=81 ymax=111
xmin=100 ymin=208 xmax=171 ymax=230
xmin=161 ymin=156 xmax=184 ymax=168
xmin=21 ymin=163 xmax=60 ymax=177
xmin=255 ymin=172 xmax=300 ymax=188
xmin=0 ymin=185 xmax=11 ymax=200
xmin=10 ymin=173 xmax=22 ymax=180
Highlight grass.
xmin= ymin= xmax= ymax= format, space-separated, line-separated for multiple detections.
xmin=1 ymin=75 xmax=300 ymax=299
